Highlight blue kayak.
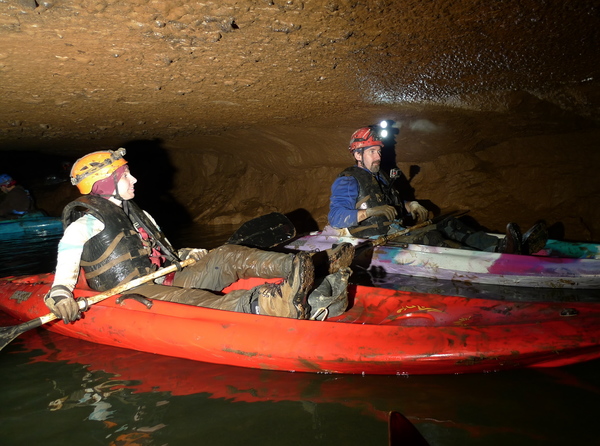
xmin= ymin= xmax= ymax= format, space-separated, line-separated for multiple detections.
xmin=0 ymin=212 xmax=63 ymax=239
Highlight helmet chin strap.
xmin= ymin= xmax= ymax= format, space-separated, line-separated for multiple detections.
xmin=111 ymin=174 xmax=135 ymax=217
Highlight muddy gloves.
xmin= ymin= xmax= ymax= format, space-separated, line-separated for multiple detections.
xmin=177 ymin=248 xmax=208 ymax=262
xmin=44 ymin=285 xmax=81 ymax=324
xmin=407 ymin=201 xmax=429 ymax=223
xmin=365 ymin=205 xmax=397 ymax=222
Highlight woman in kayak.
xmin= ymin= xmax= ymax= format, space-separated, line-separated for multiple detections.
xmin=327 ymin=126 xmax=548 ymax=255
xmin=44 ymin=149 xmax=353 ymax=324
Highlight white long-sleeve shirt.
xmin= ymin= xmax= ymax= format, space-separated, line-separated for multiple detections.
xmin=52 ymin=214 xmax=104 ymax=292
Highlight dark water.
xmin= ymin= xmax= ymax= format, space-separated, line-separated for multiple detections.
xmin=0 ymin=234 xmax=61 ymax=278
xmin=1 ymin=223 xmax=599 ymax=445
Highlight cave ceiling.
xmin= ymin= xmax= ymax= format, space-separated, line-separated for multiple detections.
xmin=1 ymin=1 xmax=599 ymax=240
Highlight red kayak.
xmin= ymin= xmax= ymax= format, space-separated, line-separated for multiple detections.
xmin=1 ymin=272 xmax=600 ymax=375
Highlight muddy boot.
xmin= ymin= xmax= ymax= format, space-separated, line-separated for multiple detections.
xmin=311 ymin=242 xmax=355 ymax=276
xmin=308 ymin=267 xmax=352 ymax=320
xmin=325 ymin=243 xmax=355 ymax=274
xmin=496 ymin=223 xmax=522 ymax=254
xmin=522 ymin=221 xmax=548 ymax=255
xmin=257 ymin=252 xmax=314 ymax=319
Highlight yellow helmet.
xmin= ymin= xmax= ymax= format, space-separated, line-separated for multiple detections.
xmin=70 ymin=148 xmax=127 ymax=194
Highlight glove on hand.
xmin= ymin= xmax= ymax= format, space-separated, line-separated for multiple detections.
xmin=407 ymin=201 xmax=429 ymax=223
xmin=44 ymin=286 xmax=81 ymax=324
xmin=365 ymin=205 xmax=397 ymax=222
xmin=178 ymin=247 xmax=208 ymax=262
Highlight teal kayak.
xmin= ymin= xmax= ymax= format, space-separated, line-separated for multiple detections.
xmin=0 ymin=212 xmax=63 ymax=239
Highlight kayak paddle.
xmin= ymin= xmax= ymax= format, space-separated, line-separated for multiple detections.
xmin=388 ymin=411 xmax=430 ymax=446
xmin=227 ymin=212 xmax=295 ymax=248
xmin=360 ymin=208 xmax=470 ymax=249
xmin=0 ymin=212 xmax=296 ymax=351
xmin=0 ymin=257 xmax=197 ymax=351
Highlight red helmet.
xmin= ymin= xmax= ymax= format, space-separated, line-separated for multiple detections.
xmin=348 ymin=127 xmax=384 ymax=153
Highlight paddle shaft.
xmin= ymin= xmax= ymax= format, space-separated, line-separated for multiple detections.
xmin=371 ymin=209 xmax=470 ymax=247
xmin=371 ymin=218 xmax=435 ymax=247
xmin=0 ymin=258 xmax=196 ymax=351
xmin=353 ymin=209 xmax=470 ymax=256
xmin=39 ymin=257 xmax=197 ymax=325
xmin=0 ymin=211 xmax=295 ymax=350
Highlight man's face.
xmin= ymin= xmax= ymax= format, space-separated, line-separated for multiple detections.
xmin=355 ymin=146 xmax=382 ymax=173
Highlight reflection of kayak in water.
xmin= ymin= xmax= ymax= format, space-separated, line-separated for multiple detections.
xmin=0 ymin=211 xmax=63 ymax=239
xmin=2 ymin=272 xmax=600 ymax=375
xmin=9 ymin=322 xmax=435 ymax=444
xmin=7 ymin=316 xmax=599 ymax=446
xmin=285 ymin=232 xmax=600 ymax=289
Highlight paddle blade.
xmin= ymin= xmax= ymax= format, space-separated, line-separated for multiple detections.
xmin=227 ymin=212 xmax=296 ymax=248
xmin=0 ymin=318 xmax=43 ymax=351
xmin=388 ymin=411 xmax=430 ymax=446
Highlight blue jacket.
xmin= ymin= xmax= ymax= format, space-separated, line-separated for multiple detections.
xmin=328 ymin=167 xmax=403 ymax=232
xmin=328 ymin=174 xmax=362 ymax=228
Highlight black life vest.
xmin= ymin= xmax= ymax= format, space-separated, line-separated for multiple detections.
xmin=62 ymin=196 xmax=178 ymax=292
xmin=338 ymin=166 xmax=405 ymax=237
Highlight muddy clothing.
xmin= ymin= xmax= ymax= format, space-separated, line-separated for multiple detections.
xmin=373 ymin=219 xmax=498 ymax=252
xmin=53 ymin=196 xmax=295 ymax=313
xmin=134 ymin=245 xmax=294 ymax=312
xmin=329 ymin=166 xmax=408 ymax=237
xmin=0 ymin=185 xmax=34 ymax=219
xmin=434 ymin=216 xmax=501 ymax=252
xmin=328 ymin=166 xmax=500 ymax=251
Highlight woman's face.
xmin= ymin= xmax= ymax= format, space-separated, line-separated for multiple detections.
xmin=116 ymin=167 xmax=137 ymax=201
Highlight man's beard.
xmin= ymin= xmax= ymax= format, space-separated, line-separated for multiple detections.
xmin=369 ymin=162 xmax=380 ymax=173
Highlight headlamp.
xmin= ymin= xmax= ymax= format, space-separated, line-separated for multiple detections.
xmin=368 ymin=121 xmax=392 ymax=140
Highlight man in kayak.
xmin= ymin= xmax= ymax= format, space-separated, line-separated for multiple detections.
xmin=44 ymin=149 xmax=353 ymax=324
xmin=0 ymin=174 xmax=34 ymax=219
xmin=327 ymin=125 xmax=547 ymax=254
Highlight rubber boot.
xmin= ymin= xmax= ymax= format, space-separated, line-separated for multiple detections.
xmin=522 ymin=221 xmax=548 ymax=255
xmin=496 ymin=223 xmax=522 ymax=254
xmin=308 ymin=267 xmax=352 ymax=320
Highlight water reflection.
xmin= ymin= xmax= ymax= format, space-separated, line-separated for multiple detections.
xmin=1 ymin=318 xmax=598 ymax=446
xmin=1 ymin=222 xmax=599 ymax=445
xmin=0 ymin=234 xmax=60 ymax=278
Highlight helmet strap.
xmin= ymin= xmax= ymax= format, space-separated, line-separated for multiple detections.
xmin=111 ymin=173 xmax=126 ymax=202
